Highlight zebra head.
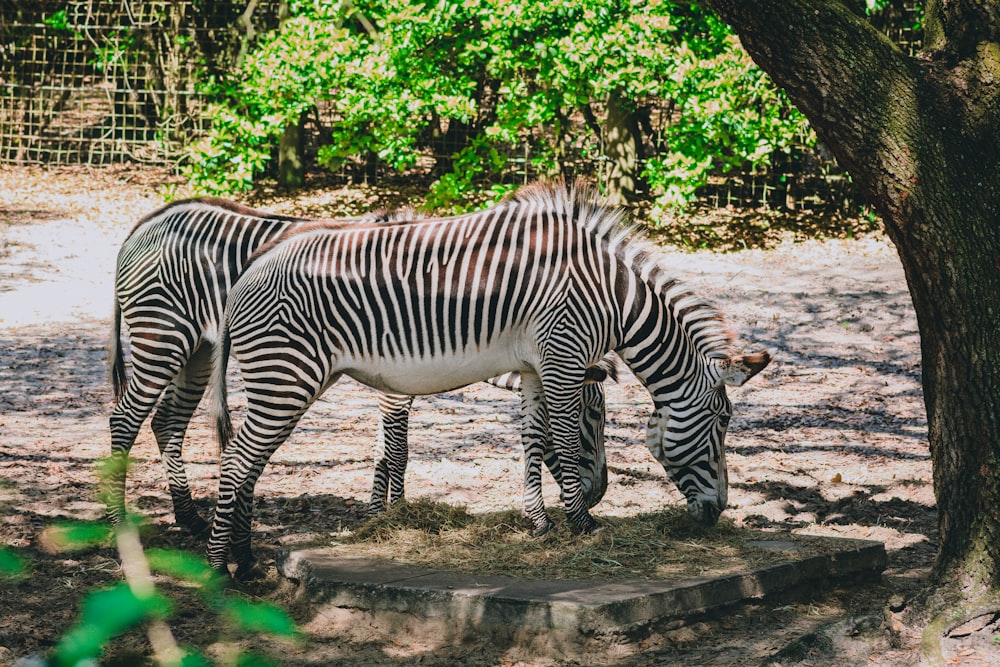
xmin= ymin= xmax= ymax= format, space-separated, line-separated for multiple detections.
xmin=645 ymin=351 xmax=770 ymax=526
xmin=579 ymin=379 xmax=609 ymax=507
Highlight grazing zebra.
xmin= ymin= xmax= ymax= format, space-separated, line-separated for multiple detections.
xmin=369 ymin=360 xmax=617 ymax=519
xmin=107 ymin=198 xmax=609 ymax=536
xmin=206 ymin=180 xmax=770 ymax=578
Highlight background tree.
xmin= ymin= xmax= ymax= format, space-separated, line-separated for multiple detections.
xmin=185 ymin=0 xmax=808 ymax=214
xmin=705 ymin=0 xmax=1000 ymax=654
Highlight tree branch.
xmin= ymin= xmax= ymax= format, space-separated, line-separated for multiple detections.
xmin=705 ymin=0 xmax=933 ymax=226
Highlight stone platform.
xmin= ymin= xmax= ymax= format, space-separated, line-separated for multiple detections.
xmin=277 ymin=537 xmax=886 ymax=655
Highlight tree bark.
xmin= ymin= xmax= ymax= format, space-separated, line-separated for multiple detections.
xmin=705 ymin=0 xmax=1000 ymax=599
xmin=603 ymin=90 xmax=644 ymax=206
xmin=277 ymin=111 xmax=307 ymax=189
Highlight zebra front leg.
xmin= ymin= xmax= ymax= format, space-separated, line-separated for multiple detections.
xmin=150 ymin=343 xmax=214 ymax=536
xmin=542 ymin=372 xmax=600 ymax=535
xmin=369 ymin=393 xmax=414 ymax=516
xmin=518 ymin=374 xmax=555 ymax=536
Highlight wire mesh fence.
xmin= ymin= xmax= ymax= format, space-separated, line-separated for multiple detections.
xmin=1 ymin=1 xmax=921 ymax=213
xmin=0 ymin=1 xmax=279 ymax=166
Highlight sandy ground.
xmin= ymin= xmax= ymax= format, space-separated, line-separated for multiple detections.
xmin=0 ymin=165 xmax=949 ymax=666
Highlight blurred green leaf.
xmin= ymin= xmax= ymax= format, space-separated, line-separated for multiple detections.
xmin=235 ymin=651 xmax=282 ymax=667
xmin=147 ymin=548 xmax=223 ymax=590
xmin=0 ymin=547 xmax=26 ymax=579
xmin=80 ymin=583 xmax=172 ymax=633
xmin=44 ymin=522 xmax=113 ymax=551
xmin=222 ymin=599 xmax=297 ymax=637
xmin=53 ymin=583 xmax=171 ymax=665
xmin=180 ymin=648 xmax=213 ymax=667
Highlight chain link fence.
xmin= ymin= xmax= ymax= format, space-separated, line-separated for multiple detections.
xmin=1 ymin=0 xmax=922 ymax=212
xmin=0 ymin=1 xmax=280 ymax=166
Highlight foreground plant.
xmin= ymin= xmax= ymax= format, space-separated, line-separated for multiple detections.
xmin=36 ymin=474 xmax=297 ymax=667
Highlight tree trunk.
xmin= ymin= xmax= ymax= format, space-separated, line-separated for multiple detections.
xmin=603 ymin=90 xmax=644 ymax=206
xmin=275 ymin=0 xmax=306 ymax=189
xmin=277 ymin=111 xmax=307 ymax=189
xmin=706 ymin=0 xmax=1000 ymax=628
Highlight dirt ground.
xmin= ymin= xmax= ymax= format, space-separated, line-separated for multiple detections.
xmin=0 ymin=165 xmax=959 ymax=665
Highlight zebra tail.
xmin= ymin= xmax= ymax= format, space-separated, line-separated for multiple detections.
xmin=209 ymin=325 xmax=234 ymax=455
xmin=108 ymin=298 xmax=127 ymax=404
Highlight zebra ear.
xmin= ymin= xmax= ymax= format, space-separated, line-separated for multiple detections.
xmin=583 ymin=365 xmax=607 ymax=384
xmin=717 ymin=351 xmax=771 ymax=387
xmin=582 ymin=353 xmax=621 ymax=385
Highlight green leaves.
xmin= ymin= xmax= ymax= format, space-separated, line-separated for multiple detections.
xmin=40 ymin=516 xmax=298 ymax=665
xmin=0 ymin=546 xmax=26 ymax=579
xmin=221 ymin=599 xmax=298 ymax=638
xmin=147 ymin=548 xmax=225 ymax=592
xmin=185 ymin=0 xmax=812 ymax=215
xmin=53 ymin=583 xmax=172 ymax=666
xmin=43 ymin=521 xmax=114 ymax=551
xmin=42 ymin=9 xmax=72 ymax=32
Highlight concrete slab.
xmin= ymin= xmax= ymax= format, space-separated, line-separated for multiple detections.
xmin=278 ymin=536 xmax=886 ymax=639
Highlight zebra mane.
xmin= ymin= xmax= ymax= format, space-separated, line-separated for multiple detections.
xmin=367 ymin=206 xmax=425 ymax=223
xmin=504 ymin=178 xmax=629 ymax=242
xmin=511 ymin=179 xmax=734 ymax=360
xmin=243 ymin=180 xmax=733 ymax=360
xmin=649 ymin=272 xmax=734 ymax=360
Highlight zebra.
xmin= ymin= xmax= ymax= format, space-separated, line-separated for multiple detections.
xmin=107 ymin=198 xmax=610 ymax=536
xmin=369 ymin=360 xmax=617 ymax=521
xmin=206 ymin=180 xmax=770 ymax=578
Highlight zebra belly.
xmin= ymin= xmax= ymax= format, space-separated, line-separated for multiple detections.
xmin=340 ymin=344 xmax=532 ymax=396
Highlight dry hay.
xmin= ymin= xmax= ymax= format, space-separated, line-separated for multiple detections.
xmin=327 ymin=499 xmax=845 ymax=582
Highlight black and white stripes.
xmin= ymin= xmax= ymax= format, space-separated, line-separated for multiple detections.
xmin=206 ymin=180 xmax=769 ymax=576
xmin=108 ymin=199 xmax=306 ymax=534
xmin=107 ymin=197 xmax=609 ymax=538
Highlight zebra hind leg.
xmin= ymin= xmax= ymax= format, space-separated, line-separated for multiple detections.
xmin=369 ymin=393 xmax=414 ymax=516
xmin=106 ymin=350 xmax=188 ymax=527
xmin=209 ymin=370 xmax=340 ymax=580
xmin=150 ymin=343 xmax=214 ymax=536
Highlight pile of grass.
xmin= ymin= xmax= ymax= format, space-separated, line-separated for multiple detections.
xmin=330 ymin=499 xmax=825 ymax=581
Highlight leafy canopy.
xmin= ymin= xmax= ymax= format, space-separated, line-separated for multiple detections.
xmin=186 ymin=0 xmax=810 ymax=215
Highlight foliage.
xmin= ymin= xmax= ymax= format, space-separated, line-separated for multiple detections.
xmin=54 ymin=582 xmax=173 ymax=666
xmin=643 ymin=30 xmax=811 ymax=213
xmin=39 ymin=514 xmax=298 ymax=667
xmin=0 ymin=546 xmax=27 ymax=579
xmin=25 ymin=457 xmax=300 ymax=667
xmin=184 ymin=0 xmax=812 ymax=214
xmin=41 ymin=9 xmax=72 ymax=32
xmin=186 ymin=4 xmax=354 ymax=194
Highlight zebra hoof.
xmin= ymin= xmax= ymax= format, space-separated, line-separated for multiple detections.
xmin=531 ymin=517 xmax=555 ymax=538
xmin=570 ymin=514 xmax=602 ymax=536
xmin=234 ymin=560 xmax=268 ymax=582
